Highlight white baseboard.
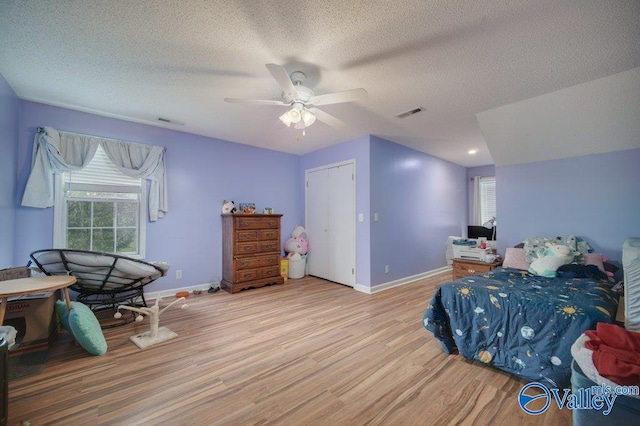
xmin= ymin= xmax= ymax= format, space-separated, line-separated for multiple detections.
xmin=354 ymin=266 xmax=451 ymax=294
xmin=140 ymin=268 xmax=451 ymax=300
xmin=141 ymin=283 xmax=212 ymax=302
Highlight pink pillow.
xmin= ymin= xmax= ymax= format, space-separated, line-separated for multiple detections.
xmin=583 ymin=253 xmax=605 ymax=272
xmin=503 ymin=248 xmax=529 ymax=270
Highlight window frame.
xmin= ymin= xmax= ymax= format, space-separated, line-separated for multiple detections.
xmin=53 ymin=150 xmax=147 ymax=258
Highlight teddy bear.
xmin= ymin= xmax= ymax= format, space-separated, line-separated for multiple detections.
xmin=528 ymin=243 xmax=575 ymax=277
xmin=284 ymin=225 xmax=308 ymax=257
xmin=221 ymin=200 xmax=236 ymax=214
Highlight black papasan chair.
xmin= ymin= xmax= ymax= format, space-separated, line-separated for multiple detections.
xmin=29 ymin=249 xmax=169 ymax=326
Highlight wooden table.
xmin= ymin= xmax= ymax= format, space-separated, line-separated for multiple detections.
xmin=0 ymin=275 xmax=76 ymax=324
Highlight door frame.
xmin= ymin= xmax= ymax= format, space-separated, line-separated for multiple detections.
xmin=304 ymin=159 xmax=357 ymax=287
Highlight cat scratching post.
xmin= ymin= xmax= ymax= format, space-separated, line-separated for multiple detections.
xmin=115 ymin=294 xmax=187 ymax=349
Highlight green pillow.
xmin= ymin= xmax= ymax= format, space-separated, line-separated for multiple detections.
xmin=55 ymin=299 xmax=74 ymax=331
xmin=67 ymin=302 xmax=108 ymax=356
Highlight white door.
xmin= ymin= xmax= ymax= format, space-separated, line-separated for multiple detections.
xmin=306 ymin=168 xmax=330 ymax=279
xmin=306 ymin=162 xmax=356 ymax=287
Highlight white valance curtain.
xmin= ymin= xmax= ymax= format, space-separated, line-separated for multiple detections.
xmin=21 ymin=126 xmax=168 ymax=221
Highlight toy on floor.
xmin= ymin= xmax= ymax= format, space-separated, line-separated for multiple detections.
xmin=114 ymin=294 xmax=188 ymax=349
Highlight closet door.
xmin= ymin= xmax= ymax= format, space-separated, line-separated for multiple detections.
xmin=306 ymin=168 xmax=330 ymax=279
xmin=328 ymin=163 xmax=355 ymax=286
xmin=305 ymin=162 xmax=355 ymax=287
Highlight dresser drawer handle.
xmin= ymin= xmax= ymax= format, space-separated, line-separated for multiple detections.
xmin=244 ymin=233 xmax=252 ymax=238
xmin=467 ymin=268 xmax=475 ymax=273
xmin=240 ymin=260 xmax=249 ymax=267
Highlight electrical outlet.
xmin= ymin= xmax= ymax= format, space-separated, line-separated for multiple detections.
xmin=385 ymin=265 xmax=389 ymax=274
xmin=374 ymin=213 xmax=379 ymax=222
xmin=176 ymin=269 xmax=182 ymax=279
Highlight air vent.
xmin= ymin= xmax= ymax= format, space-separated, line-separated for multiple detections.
xmin=157 ymin=117 xmax=185 ymax=126
xmin=396 ymin=106 xmax=425 ymax=119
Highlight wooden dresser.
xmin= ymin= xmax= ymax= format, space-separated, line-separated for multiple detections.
xmin=452 ymin=258 xmax=502 ymax=281
xmin=221 ymin=214 xmax=284 ymax=293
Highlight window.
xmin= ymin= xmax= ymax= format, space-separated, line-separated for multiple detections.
xmin=479 ymin=176 xmax=496 ymax=225
xmin=54 ymin=145 xmax=146 ymax=257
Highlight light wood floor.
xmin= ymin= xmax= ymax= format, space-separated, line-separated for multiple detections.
xmin=8 ymin=272 xmax=571 ymax=425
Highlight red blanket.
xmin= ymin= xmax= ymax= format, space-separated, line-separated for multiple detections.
xmin=585 ymin=322 xmax=640 ymax=387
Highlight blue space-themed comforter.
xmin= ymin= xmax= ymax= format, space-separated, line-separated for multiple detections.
xmin=423 ymin=267 xmax=618 ymax=388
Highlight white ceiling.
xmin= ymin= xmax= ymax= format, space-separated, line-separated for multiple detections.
xmin=1 ymin=0 xmax=639 ymax=167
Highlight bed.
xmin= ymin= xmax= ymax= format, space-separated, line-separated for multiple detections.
xmin=423 ymin=266 xmax=618 ymax=388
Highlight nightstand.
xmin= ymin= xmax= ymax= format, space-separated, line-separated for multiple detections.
xmin=452 ymin=258 xmax=502 ymax=280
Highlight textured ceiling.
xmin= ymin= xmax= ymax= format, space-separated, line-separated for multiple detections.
xmin=1 ymin=0 xmax=639 ymax=167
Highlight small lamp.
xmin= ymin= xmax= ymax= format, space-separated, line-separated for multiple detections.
xmin=482 ymin=217 xmax=496 ymax=240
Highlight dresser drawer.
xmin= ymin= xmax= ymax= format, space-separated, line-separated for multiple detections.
xmin=236 ymin=230 xmax=258 ymax=241
xmin=259 ymin=229 xmax=278 ymax=240
xmin=259 ymin=240 xmax=279 ymax=252
xmin=236 ymin=217 xmax=280 ymax=229
xmin=236 ymin=269 xmax=259 ymax=283
xmin=259 ymin=266 xmax=281 ymax=279
xmin=236 ymin=242 xmax=258 ymax=255
xmin=236 ymin=255 xmax=279 ymax=270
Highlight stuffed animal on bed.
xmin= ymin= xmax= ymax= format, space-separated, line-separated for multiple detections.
xmin=528 ymin=243 xmax=575 ymax=277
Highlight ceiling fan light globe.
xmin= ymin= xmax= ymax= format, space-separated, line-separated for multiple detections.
xmin=289 ymin=108 xmax=301 ymax=123
xmin=279 ymin=112 xmax=292 ymax=127
xmin=302 ymin=110 xmax=316 ymax=127
xmin=294 ymin=120 xmax=305 ymax=130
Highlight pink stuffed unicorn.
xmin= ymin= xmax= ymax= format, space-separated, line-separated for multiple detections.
xmin=284 ymin=225 xmax=308 ymax=257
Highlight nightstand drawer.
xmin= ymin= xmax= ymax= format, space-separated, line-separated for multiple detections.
xmin=452 ymin=259 xmax=501 ymax=280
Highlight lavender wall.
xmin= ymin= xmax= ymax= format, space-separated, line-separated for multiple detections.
xmin=369 ymin=136 xmax=467 ymax=286
xmin=300 ymin=135 xmax=371 ymax=287
xmin=497 ymin=148 xmax=640 ymax=262
xmin=0 ymin=73 xmax=19 ymax=267
xmin=14 ymin=101 xmax=303 ymax=292
xmin=467 ymin=165 xmax=496 ymax=227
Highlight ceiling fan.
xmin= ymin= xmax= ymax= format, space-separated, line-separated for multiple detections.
xmin=224 ymin=63 xmax=367 ymax=134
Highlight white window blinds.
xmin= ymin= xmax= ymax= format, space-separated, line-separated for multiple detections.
xmin=479 ymin=177 xmax=496 ymax=225
xmin=65 ymin=145 xmax=141 ymax=189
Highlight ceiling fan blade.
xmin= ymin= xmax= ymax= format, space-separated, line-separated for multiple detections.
xmin=265 ymin=63 xmax=298 ymax=101
xmin=224 ymin=98 xmax=286 ymax=106
xmin=309 ymin=88 xmax=368 ymax=106
xmin=309 ymin=107 xmax=347 ymax=129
